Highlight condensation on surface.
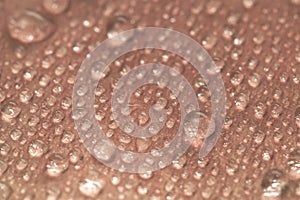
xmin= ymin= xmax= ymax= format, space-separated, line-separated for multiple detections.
xmin=0 ymin=0 xmax=300 ymax=199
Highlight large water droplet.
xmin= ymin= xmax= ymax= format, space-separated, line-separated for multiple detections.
xmin=8 ymin=10 xmax=55 ymax=44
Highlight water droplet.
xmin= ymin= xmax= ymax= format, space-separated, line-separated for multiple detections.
xmin=183 ymin=181 xmax=196 ymax=197
xmin=46 ymin=186 xmax=61 ymax=200
xmin=226 ymin=159 xmax=238 ymax=175
xmin=248 ymin=72 xmax=261 ymax=88
xmin=230 ymin=71 xmax=244 ymax=86
xmin=1 ymin=101 xmax=21 ymax=122
xmin=10 ymin=128 xmax=23 ymax=141
xmin=46 ymin=153 xmax=69 ymax=177
xmin=235 ymin=93 xmax=249 ymax=111
xmin=79 ymin=178 xmax=104 ymax=198
xmin=93 ymin=141 xmax=115 ymax=161
xmin=43 ymin=0 xmax=70 ymax=15
xmin=206 ymin=0 xmax=222 ymax=15
xmin=253 ymin=131 xmax=266 ymax=144
xmin=8 ymin=10 xmax=55 ymax=44
xmin=16 ymin=159 xmax=28 ymax=171
xmin=28 ymin=139 xmax=46 ymax=157
xmin=202 ymin=34 xmax=217 ymax=50
xmin=106 ymin=16 xmax=133 ymax=45
xmin=19 ymin=88 xmax=33 ymax=103
xmin=68 ymin=148 xmax=82 ymax=164
xmin=0 ymin=182 xmax=11 ymax=200
xmin=254 ymin=102 xmax=266 ymax=119
xmin=261 ymin=169 xmax=287 ymax=198
xmin=271 ymin=104 xmax=283 ymax=119
xmin=242 ymin=0 xmax=256 ymax=9
xmin=61 ymin=131 xmax=74 ymax=144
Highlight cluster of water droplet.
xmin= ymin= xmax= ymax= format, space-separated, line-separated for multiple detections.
xmin=0 ymin=0 xmax=300 ymax=199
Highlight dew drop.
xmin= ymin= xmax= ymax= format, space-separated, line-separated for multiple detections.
xmin=8 ymin=10 xmax=55 ymax=44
